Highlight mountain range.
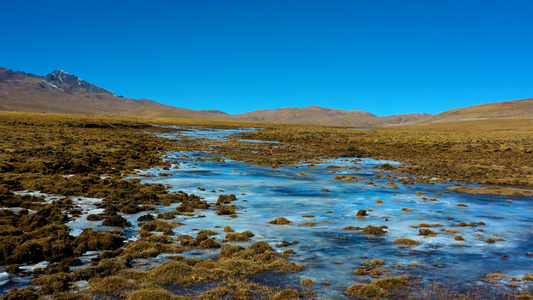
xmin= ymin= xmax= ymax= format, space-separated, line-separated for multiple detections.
xmin=1 ymin=67 xmax=531 ymax=127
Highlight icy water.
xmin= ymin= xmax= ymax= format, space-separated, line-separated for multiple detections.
xmin=139 ymin=127 xmax=533 ymax=298
xmin=2 ymin=127 xmax=533 ymax=298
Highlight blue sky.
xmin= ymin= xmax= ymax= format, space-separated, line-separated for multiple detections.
xmin=2 ymin=1 xmax=532 ymax=116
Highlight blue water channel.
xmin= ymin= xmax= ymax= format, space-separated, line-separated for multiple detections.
xmin=137 ymin=127 xmax=533 ymax=298
xmin=2 ymin=127 xmax=533 ymax=298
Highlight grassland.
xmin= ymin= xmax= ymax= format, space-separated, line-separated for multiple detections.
xmin=212 ymin=118 xmax=533 ymax=189
xmin=1 ymin=111 xmax=533 ymax=299
xmin=0 ymin=112 xmax=304 ymax=299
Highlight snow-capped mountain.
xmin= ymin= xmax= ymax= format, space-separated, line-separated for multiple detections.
xmin=44 ymin=69 xmax=117 ymax=96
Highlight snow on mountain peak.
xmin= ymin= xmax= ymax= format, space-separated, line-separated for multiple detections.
xmin=44 ymin=69 xmax=116 ymax=96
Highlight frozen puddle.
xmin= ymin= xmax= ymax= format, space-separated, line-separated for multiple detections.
xmin=134 ymin=127 xmax=533 ymax=298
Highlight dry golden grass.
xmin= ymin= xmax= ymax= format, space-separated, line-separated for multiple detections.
xmin=2 ymin=111 xmax=533 ymax=299
xmin=447 ymin=186 xmax=533 ymax=197
xmin=346 ymin=283 xmax=387 ymax=298
xmin=393 ymin=238 xmax=420 ymax=245
xmin=221 ymin=118 xmax=533 ymax=188
xmin=268 ymin=217 xmax=292 ymax=225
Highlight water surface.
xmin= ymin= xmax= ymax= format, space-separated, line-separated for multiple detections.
xmin=3 ymin=127 xmax=533 ymax=298
xmin=138 ymin=127 xmax=533 ymax=298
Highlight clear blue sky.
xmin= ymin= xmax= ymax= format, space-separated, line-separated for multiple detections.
xmin=2 ymin=1 xmax=532 ymax=116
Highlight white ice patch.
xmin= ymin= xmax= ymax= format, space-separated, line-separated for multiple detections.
xmin=19 ymin=261 xmax=49 ymax=272
xmin=0 ymin=272 xmax=8 ymax=286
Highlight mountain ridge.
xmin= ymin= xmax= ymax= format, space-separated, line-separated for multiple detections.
xmin=0 ymin=67 xmax=226 ymax=119
xmin=0 ymin=66 xmax=432 ymax=126
xmin=44 ymin=69 xmax=117 ymax=96
xmin=10 ymin=66 xmax=533 ymax=127
xmin=230 ymin=106 xmax=431 ymax=127
xmin=417 ymin=98 xmax=533 ymax=124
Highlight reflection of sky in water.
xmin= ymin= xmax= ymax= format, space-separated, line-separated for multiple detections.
xmin=3 ymin=127 xmax=533 ymax=298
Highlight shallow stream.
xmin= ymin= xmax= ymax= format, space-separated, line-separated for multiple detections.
xmin=140 ymin=127 xmax=533 ymax=298
xmin=2 ymin=127 xmax=533 ymax=298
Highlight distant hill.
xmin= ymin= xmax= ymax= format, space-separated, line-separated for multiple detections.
xmin=0 ymin=66 xmax=432 ymax=126
xmin=231 ymin=106 xmax=431 ymax=127
xmin=419 ymin=98 xmax=533 ymax=124
xmin=0 ymin=67 xmax=225 ymax=119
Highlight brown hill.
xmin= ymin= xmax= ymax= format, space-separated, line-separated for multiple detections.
xmin=419 ymin=98 xmax=533 ymax=124
xmin=0 ymin=67 xmax=431 ymax=126
xmin=0 ymin=67 xmax=225 ymax=119
xmin=231 ymin=106 xmax=431 ymax=127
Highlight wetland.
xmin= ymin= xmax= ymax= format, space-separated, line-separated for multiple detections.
xmin=1 ymin=112 xmax=533 ymax=299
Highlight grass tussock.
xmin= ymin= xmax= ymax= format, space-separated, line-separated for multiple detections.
xmin=268 ymin=217 xmax=291 ymax=225
xmin=346 ymin=283 xmax=387 ymax=298
xmin=393 ymin=238 xmax=420 ymax=245
xmin=346 ymin=275 xmax=412 ymax=298
xmin=299 ymin=222 xmax=319 ymax=227
xmin=362 ymin=225 xmax=387 ymax=235
xmin=223 ymin=230 xmax=255 ymax=242
xmin=418 ymin=228 xmax=436 ymax=236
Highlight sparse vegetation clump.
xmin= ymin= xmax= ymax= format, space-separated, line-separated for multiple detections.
xmin=216 ymin=194 xmax=237 ymax=205
xmin=419 ymin=228 xmax=436 ymax=236
xmin=354 ymin=268 xmax=367 ymax=275
xmin=140 ymin=220 xmax=180 ymax=234
xmin=102 ymin=214 xmax=130 ymax=227
xmin=223 ymin=226 xmax=234 ymax=232
xmin=486 ymin=273 xmax=507 ymax=279
xmin=393 ymin=238 xmax=420 ymax=245
xmin=346 ymin=283 xmax=387 ymax=298
xmin=372 ymin=275 xmax=410 ymax=289
xmin=270 ymin=289 xmax=301 ymax=300
xmin=137 ymin=214 xmax=155 ymax=222
xmin=216 ymin=205 xmax=237 ymax=216
xmin=223 ymin=230 xmax=255 ymax=242
xmin=268 ymin=217 xmax=291 ymax=225
xmin=356 ymin=209 xmax=367 ymax=216
xmin=343 ymin=226 xmax=359 ymax=231
xmin=522 ymin=273 xmax=533 ymax=281
xmin=299 ymin=222 xmax=319 ymax=227
xmin=346 ymin=275 xmax=412 ymax=298
xmin=362 ymin=225 xmax=387 ymax=235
